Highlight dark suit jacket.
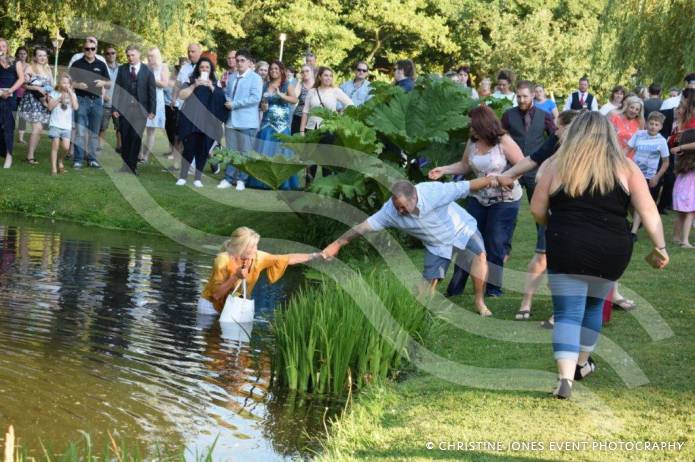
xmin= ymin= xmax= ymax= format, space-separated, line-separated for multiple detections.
xmin=113 ymin=63 xmax=157 ymax=119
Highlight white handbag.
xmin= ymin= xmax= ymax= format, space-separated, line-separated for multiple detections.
xmin=219 ymin=279 xmax=255 ymax=323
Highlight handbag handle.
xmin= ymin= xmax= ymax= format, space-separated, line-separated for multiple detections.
xmin=231 ymin=278 xmax=248 ymax=299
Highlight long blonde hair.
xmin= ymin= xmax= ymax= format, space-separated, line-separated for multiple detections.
xmin=222 ymin=227 xmax=260 ymax=256
xmin=147 ymin=47 xmax=163 ymax=67
xmin=554 ymin=111 xmax=630 ymax=197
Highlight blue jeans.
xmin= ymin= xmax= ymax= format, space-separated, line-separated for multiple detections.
xmin=75 ymin=96 xmax=103 ymax=164
xmin=446 ymin=199 xmax=519 ymax=297
xmin=223 ymin=127 xmax=257 ymax=183
xmin=548 ymin=272 xmax=613 ymax=361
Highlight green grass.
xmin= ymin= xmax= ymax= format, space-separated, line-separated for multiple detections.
xmin=272 ymin=271 xmax=432 ymax=395
xmin=317 ymin=206 xmax=695 ymax=461
xmin=2 ymin=135 xmax=693 ymax=461
xmin=0 ymin=133 xmax=302 ymax=240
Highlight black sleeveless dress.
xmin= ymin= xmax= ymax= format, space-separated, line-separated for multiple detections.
xmin=546 ymin=182 xmax=633 ymax=281
xmin=0 ymin=61 xmax=19 ymax=155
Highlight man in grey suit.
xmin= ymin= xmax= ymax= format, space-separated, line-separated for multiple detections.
xmin=217 ymin=49 xmax=263 ymax=191
xmin=112 ymin=44 xmax=156 ymax=175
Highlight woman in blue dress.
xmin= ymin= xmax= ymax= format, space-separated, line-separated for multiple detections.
xmin=247 ymin=60 xmax=299 ymax=190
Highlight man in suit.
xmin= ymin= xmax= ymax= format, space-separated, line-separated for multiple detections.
xmin=217 ymin=49 xmax=263 ymax=191
xmin=563 ymin=76 xmax=599 ymax=111
xmin=112 ymin=44 xmax=156 ymax=174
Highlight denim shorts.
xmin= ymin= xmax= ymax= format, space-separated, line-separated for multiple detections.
xmin=422 ymin=232 xmax=486 ymax=280
xmin=48 ymin=126 xmax=71 ymax=140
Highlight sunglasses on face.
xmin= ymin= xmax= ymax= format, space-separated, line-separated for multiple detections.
xmin=106 ymin=51 xmax=116 ymax=55
xmin=356 ymin=68 xmax=368 ymax=72
xmin=84 ymin=47 xmax=96 ymax=51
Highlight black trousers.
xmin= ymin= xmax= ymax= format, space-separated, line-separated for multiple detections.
xmin=657 ymin=154 xmax=675 ymax=211
xmin=165 ymin=105 xmax=178 ymax=147
xmin=180 ymin=132 xmax=208 ymax=180
xmin=120 ymin=113 xmax=146 ymax=173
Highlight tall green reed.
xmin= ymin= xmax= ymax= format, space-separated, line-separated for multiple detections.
xmin=272 ymin=271 xmax=432 ymax=396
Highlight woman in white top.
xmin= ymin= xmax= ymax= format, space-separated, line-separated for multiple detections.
xmin=299 ymin=66 xmax=353 ymax=134
xmin=429 ymin=105 xmax=524 ymax=302
xmin=456 ymin=66 xmax=479 ymax=99
xmin=140 ymin=47 xmax=169 ymax=162
xmin=599 ymin=85 xmax=626 ymax=115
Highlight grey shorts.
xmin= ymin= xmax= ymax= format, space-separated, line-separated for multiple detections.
xmin=423 ymin=232 xmax=486 ymax=281
xmin=48 ymin=126 xmax=71 ymax=140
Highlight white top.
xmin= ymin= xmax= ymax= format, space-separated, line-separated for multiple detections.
xmin=627 ymin=130 xmax=670 ymax=179
xmin=468 ymin=143 xmax=522 ymax=205
xmin=303 ymin=87 xmax=353 ymax=129
xmin=599 ymin=101 xmax=618 ymax=115
xmin=492 ymin=91 xmax=517 ymax=107
xmin=367 ymin=181 xmax=479 ymax=259
xmin=48 ymin=90 xmax=73 ymax=130
xmin=660 ymin=95 xmax=681 ymax=111
xmin=175 ymin=62 xmax=196 ymax=108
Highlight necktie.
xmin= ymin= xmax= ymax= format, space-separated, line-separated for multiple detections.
xmin=579 ymin=93 xmax=585 ymax=106
xmin=130 ymin=66 xmax=137 ymax=81
xmin=523 ymin=109 xmax=532 ymax=131
xmin=231 ymin=76 xmax=242 ymax=99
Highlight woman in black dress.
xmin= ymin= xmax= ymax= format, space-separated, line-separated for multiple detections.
xmin=0 ymin=38 xmax=25 ymax=169
xmin=530 ymin=111 xmax=668 ymax=399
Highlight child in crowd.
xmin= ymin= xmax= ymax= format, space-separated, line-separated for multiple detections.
xmin=46 ymin=74 xmax=78 ymax=176
xmin=672 ymin=134 xmax=695 ymax=247
xmin=627 ymin=111 xmax=669 ymax=237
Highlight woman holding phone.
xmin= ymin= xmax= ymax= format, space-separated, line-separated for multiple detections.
xmin=530 ymin=111 xmax=668 ymax=400
xmin=198 ymin=227 xmax=323 ymax=314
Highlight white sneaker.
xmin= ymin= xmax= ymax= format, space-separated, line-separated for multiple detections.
xmin=217 ymin=179 xmax=233 ymax=189
xmin=193 ymin=180 xmax=203 ymax=188
xmin=176 ymin=179 xmax=187 ymax=186
xmin=235 ymin=181 xmax=246 ymax=191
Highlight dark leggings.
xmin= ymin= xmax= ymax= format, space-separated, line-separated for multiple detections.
xmin=180 ymin=132 xmax=208 ymax=181
xmin=165 ymin=105 xmax=178 ymax=148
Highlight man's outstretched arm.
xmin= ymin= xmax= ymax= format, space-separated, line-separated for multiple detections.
xmin=323 ymin=221 xmax=375 ymax=259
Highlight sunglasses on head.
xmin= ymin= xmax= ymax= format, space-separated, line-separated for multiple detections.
xmin=84 ymin=47 xmax=96 ymax=51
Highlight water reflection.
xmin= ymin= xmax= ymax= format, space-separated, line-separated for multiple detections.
xmin=0 ymin=215 xmax=339 ymax=460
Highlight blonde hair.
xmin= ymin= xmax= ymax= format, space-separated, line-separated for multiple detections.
xmin=554 ymin=111 xmax=630 ymax=197
xmin=56 ymin=73 xmax=72 ymax=92
xmin=147 ymin=47 xmax=162 ymax=67
xmin=222 ymin=227 xmax=260 ymax=256
xmin=618 ymin=95 xmax=645 ymax=123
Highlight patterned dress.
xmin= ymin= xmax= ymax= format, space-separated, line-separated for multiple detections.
xmin=18 ymin=72 xmax=52 ymax=124
xmin=247 ymin=81 xmax=299 ymax=190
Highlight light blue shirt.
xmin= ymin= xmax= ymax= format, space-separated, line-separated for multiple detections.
xmin=224 ymin=69 xmax=263 ymax=130
xmin=627 ymin=130 xmax=670 ymax=179
xmin=367 ymin=181 xmax=478 ymax=260
xmin=339 ymin=79 xmax=371 ymax=108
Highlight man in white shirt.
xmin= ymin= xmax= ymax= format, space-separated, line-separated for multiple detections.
xmin=322 ymin=178 xmax=500 ymax=316
xmin=563 ymin=76 xmax=599 ymax=111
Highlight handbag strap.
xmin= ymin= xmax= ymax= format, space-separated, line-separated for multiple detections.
xmin=231 ymin=278 xmax=248 ymax=298
xmin=316 ymin=88 xmax=325 ymax=108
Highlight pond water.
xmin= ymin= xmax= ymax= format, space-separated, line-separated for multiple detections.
xmin=0 ymin=214 xmax=340 ymax=460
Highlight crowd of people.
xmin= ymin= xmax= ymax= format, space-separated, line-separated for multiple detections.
xmin=2 ymin=35 xmax=695 ymax=400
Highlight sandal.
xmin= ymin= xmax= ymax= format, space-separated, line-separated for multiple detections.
xmin=477 ymin=306 xmax=493 ymax=317
xmin=552 ymin=378 xmax=573 ymax=400
xmin=25 ymin=159 xmax=39 ymax=165
xmin=58 ymin=163 xmax=65 ymax=174
xmin=613 ymin=298 xmax=636 ymax=311
xmin=515 ymin=309 xmax=532 ymax=320
xmin=540 ymin=317 xmax=554 ymax=329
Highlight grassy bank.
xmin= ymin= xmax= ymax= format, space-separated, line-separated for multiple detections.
xmin=318 ymin=209 xmax=695 ymax=461
xmin=2 ymin=135 xmax=694 ymax=461
xmin=0 ymin=134 xmax=302 ymax=240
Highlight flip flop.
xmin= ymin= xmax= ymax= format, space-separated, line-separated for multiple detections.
xmin=613 ymin=298 xmax=636 ymax=311
xmin=540 ymin=319 xmax=554 ymax=329
xmin=515 ymin=309 xmax=532 ymax=320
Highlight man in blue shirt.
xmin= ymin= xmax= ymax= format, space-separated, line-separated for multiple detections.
xmin=339 ymin=61 xmax=372 ymax=108
xmin=322 ymin=178 xmax=500 ymax=316
xmin=217 ymin=49 xmax=263 ymax=191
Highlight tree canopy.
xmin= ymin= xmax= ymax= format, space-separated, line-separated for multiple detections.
xmin=1 ymin=0 xmax=692 ymax=98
